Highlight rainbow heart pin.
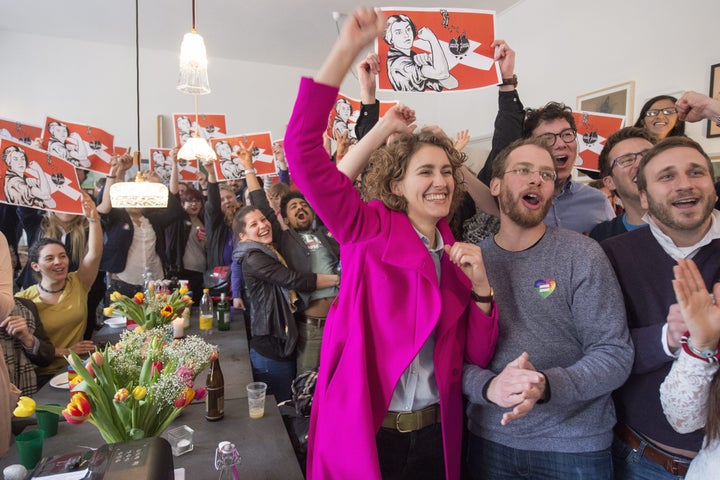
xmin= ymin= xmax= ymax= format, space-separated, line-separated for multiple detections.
xmin=534 ymin=279 xmax=556 ymax=299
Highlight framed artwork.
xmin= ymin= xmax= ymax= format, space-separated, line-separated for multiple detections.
xmin=711 ymin=154 xmax=720 ymax=180
xmin=707 ymin=63 xmax=720 ymax=138
xmin=576 ymin=81 xmax=635 ymax=124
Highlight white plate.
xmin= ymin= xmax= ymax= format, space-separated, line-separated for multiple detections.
xmin=104 ymin=316 xmax=126 ymax=328
xmin=49 ymin=371 xmax=69 ymax=389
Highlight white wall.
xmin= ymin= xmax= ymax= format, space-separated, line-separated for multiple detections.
xmin=1 ymin=0 xmax=718 ymax=163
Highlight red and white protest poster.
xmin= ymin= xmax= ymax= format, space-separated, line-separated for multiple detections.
xmin=41 ymin=117 xmax=114 ymax=174
xmin=149 ymin=147 xmax=198 ymax=183
xmin=0 ymin=138 xmax=84 ymax=214
xmin=0 ymin=119 xmax=43 ymax=146
xmin=376 ymin=8 xmax=500 ymax=93
xmin=572 ymin=111 xmax=626 ymax=173
xmin=173 ymin=113 xmax=227 ymax=147
xmin=210 ymin=132 xmax=276 ymax=181
xmin=326 ymin=93 xmax=398 ymax=142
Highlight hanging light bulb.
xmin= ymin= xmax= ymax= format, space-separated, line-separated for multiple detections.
xmin=177 ymin=0 xmax=210 ymax=95
xmin=109 ymin=0 xmax=169 ymax=209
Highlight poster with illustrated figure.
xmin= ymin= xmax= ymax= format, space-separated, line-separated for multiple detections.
xmin=326 ymin=93 xmax=399 ymax=142
xmin=572 ymin=111 xmax=626 ymax=174
xmin=113 ymin=146 xmax=130 ymax=156
xmin=0 ymin=119 xmax=42 ymax=146
xmin=149 ymin=147 xmax=198 ymax=183
xmin=376 ymin=8 xmax=500 ymax=93
xmin=41 ymin=117 xmax=115 ymax=174
xmin=0 ymin=138 xmax=84 ymax=214
xmin=173 ymin=113 xmax=227 ymax=147
xmin=210 ymin=132 xmax=276 ymax=181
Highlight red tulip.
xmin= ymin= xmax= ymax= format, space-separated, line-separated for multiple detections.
xmin=63 ymin=392 xmax=91 ymax=424
xmin=151 ymin=361 xmax=163 ymax=377
xmin=194 ymin=387 xmax=207 ymax=402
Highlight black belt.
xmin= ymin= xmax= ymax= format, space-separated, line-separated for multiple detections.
xmin=614 ymin=424 xmax=691 ymax=477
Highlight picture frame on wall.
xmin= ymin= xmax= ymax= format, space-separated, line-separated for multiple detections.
xmin=576 ymin=81 xmax=635 ymax=124
xmin=707 ymin=63 xmax=720 ymax=138
xmin=711 ymin=154 xmax=720 ymax=180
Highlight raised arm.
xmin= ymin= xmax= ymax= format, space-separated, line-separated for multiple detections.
xmin=169 ymin=147 xmax=180 ymax=195
xmin=355 ymin=52 xmax=381 ymax=141
xmin=77 ymin=193 xmax=103 ymax=291
xmin=97 ymin=153 xmax=132 ymax=214
xmin=337 ymin=103 xmax=416 ymax=181
xmin=0 ymin=233 xmax=12 ymax=319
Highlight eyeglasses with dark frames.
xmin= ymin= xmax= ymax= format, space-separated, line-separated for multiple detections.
xmin=645 ymin=107 xmax=677 ymax=117
xmin=536 ymin=128 xmax=577 ymax=147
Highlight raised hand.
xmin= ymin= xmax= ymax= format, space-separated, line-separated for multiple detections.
xmin=672 ymin=257 xmax=720 ymax=351
xmin=454 ymin=129 xmax=470 ymax=152
xmin=236 ymin=140 xmax=256 ymax=170
xmin=676 ymin=91 xmax=720 ymax=123
xmin=491 ymin=39 xmax=516 ymax=80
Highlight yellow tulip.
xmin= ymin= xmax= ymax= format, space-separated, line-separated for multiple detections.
xmin=103 ymin=306 xmax=114 ymax=316
xmin=13 ymin=396 xmax=36 ymax=417
xmin=132 ymin=386 xmax=147 ymax=400
xmin=110 ymin=291 xmax=123 ymax=302
xmin=179 ymin=285 xmax=189 ymax=295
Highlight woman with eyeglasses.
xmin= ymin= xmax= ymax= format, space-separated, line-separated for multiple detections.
xmin=634 ymin=95 xmax=686 ymax=140
xmin=166 ymin=150 xmax=207 ymax=303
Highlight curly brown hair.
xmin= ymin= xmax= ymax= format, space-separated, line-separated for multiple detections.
xmin=360 ymin=131 xmax=466 ymax=215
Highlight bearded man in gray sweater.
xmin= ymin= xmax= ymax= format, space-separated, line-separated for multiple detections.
xmin=463 ymin=137 xmax=633 ymax=479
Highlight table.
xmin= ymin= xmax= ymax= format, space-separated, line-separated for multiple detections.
xmin=0 ymin=397 xmax=304 ymax=479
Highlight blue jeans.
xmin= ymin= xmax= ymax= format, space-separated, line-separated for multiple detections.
xmin=612 ymin=436 xmax=686 ymax=480
xmin=249 ymin=348 xmax=295 ymax=403
xmin=466 ymin=434 xmax=612 ymax=480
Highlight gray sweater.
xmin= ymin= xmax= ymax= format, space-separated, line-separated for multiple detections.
xmin=464 ymin=227 xmax=633 ymax=452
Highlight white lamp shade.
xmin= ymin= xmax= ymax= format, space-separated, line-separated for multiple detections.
xmin=110 ymin=180 xmax=169 ymax=208
xmin=178 ymin=136 xmax=217 ymax=161
xmin=177 ymin=31 xmax=211 ymax=95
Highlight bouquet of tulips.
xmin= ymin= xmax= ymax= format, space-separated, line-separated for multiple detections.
xmin=14 ymin=328 xmax=216 ymax=443
xmin=103 ymin=283 xmax=192 ymax=330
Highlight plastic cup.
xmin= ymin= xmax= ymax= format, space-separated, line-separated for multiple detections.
xmin=15 ymin=429 xmax=44 ymax=469
xmin=35 ymin=406 xmax=60 ymax=437
xmin=246 ymin=382 xmax=267 ymax=419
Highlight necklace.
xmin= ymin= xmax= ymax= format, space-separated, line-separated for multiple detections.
xmin=38 ymin=281 xmax=66 ymax=294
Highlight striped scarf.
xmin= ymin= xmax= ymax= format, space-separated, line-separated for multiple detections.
xmin=0 ymin=298 xmax=38 ymax=396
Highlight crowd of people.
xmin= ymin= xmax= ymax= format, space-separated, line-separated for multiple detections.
xmin=2 ymin=7 xmax=720 ymax=479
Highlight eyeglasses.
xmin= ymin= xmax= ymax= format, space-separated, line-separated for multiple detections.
xmin=504 ymin=167 xmax=557 ymax=183
xmin=536 ymin=128 xmax=577 ymax=147
xmin=612 ymin=150 xmax=649 ymax=169
xmin=645 ymin=107 xmax=677 ymax=117
xmin=184 ymin=200 xmax=201 ymax=205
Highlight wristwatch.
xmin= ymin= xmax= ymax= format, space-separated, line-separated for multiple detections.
xmin=471 ymin=287 xmax=494 ymax=303
xmin=500 ymin=74 xmax=518 ymax=87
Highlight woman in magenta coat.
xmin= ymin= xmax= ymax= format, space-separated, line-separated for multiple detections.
xmin=284 ymin=9 xmax=498 ymax=480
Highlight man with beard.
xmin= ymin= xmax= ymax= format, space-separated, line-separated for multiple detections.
xmin=238 ymin=145 xmax=340 ymax=374
xmin=589 ymin=127 xmax=656 ymax=242
xmin=463 ymin=137 xmax=632 ymax=479
xmin=602 ymin=136 xmax=720 ymax=479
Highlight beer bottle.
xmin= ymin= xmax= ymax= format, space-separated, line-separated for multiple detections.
xmin=205 ymin=355 xmax=224 ymax=421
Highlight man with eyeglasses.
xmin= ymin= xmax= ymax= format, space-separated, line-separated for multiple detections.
xmin=477 ymin=42 xmax=614 ymax=235
xmin=602 ymin=136 xmax=720 ymax=479
xmin=464 ymin=137 xmax=633 ymax=479
xmin=589 ymin=127 xmax=656 ymax=242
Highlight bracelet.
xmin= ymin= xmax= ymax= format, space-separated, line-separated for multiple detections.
xmin=106 ymin=175 xmax=116 ymax=179
xmin=715 ymin=115 xmax=720 ymax=127
xmin=471 ymin=287 xmax=493 ymax=303
xmin=680 ymin=331 xmax=720 ymax=363
xmin=243 ymin=168 xmax=257 ymax=176
xmin=87 ymin=218 xmax=98 ymax=223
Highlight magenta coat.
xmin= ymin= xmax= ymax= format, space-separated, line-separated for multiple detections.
xmin=285 ymin=77 xmax=498 ymax=480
